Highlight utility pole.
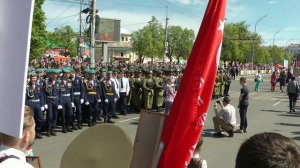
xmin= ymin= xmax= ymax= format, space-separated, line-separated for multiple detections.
xmin=90 ymin=0 xmax=96 ymax=68
xmin=79 ymin=0 xmax=83 ymax=59
xmin=163 ymin=6 xmax=169 ymax=63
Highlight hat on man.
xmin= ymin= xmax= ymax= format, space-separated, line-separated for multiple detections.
xmin=60 ymin=125 xmax=133 ymax=168
xmin=62 ymin=68 xmax=71 ymax=73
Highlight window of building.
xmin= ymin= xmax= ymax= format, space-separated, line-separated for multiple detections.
xmin=121 ymin=52 xmax=124 ymax=57
xmin=122 ymin=37 xmax=125 ymax=41
xmin=125 ymin=37 xmax=128 ymax=41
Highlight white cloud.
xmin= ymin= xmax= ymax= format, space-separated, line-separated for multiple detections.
xmin=268 ymin=1 xmax=278 ymax=4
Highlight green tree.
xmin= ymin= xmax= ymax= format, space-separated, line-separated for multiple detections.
xmin=132 ymin=16 xmax=164 ymax=63
xmin=30 ymin=0 xmax=47 ymax=61
xmin=47 ymin=26 xmax=78 ymax=57
xmin=222 ymin=21 xmax=257 ymax=63
xmin=167 ymin=26 xmax=194 ymax=63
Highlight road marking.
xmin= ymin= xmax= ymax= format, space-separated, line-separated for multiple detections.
xmin=273 ymin=102 xmax=281 ymax=106
xmin=119 ymin=117 xmax=140 ymax=123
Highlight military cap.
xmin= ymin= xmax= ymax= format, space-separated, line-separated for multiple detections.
xmin=100 ymin=68 xmax=108 ymax=72
xmin=53 ymin=69 xmax=62 ymax=74
xmin=87 ymin=69 xmax=96 ymax=74
xmin=35 ymin=68 xmax=46 ymax=73
xmin=62 ymin=68 xmax=71 ymax=73
xmin=30 ymin=72 xmax=37 ymax=77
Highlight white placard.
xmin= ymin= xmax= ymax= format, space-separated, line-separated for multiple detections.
xmin=0 ymin=0 xmax=34 ymax=138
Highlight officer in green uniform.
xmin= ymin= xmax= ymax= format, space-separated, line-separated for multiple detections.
xmin=213 ymin=71 xmax=221 ymax=99
xmin=142 ymin=69 xmax=154 ymax=110
xmin=131 ymin=69 xmax=143 ymax=113
xmin=219 ymin=70 xmax=225 ymax=97
xmin=153 ymin=70 xmax=164 ymax=112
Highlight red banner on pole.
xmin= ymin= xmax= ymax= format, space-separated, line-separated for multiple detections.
xmin=158 ymin=0 xmax=227 ymax=167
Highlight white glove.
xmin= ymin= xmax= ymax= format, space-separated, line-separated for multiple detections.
xmin=80 ymin=99 xmax=84 ymax=104
xmin=114 ymin=98 xmax=118 ymax=102
xmin=105 ymin=99 xmax=108 ymax=103
xmin=98 ymin=99 xmax=101 ymax=102
xmin=44 ymin=104 xmax=48 ymax=109
xmin=71 ymin=103 xmax=75 ymax=107
xmin=85 ymin=101 xmax=89 ymax=105
xmin=58 ymin=105 xmax=63 ymax=109
xmin=41 ymin=107 xmax=45 ymax=111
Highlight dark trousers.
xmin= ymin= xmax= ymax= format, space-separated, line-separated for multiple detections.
xmin=61 ymin=97 xmax=73 ymax=127
xmin=88 ymin=102 xmax=99 ymax=123
xmin=46 ymin=99 xmax=59 ymax=129
xmin=119 ymin=92 xmax=128 ymax=115
xmin=73 ymin=96 xmax=82 ymax=124
xmin=239 ymin=104 xmax=248 ymax=130
xmin=224 ymin=84 xmax=230 ymax=96
xmin=289 ymin=93 xmax=298 ymax=110
xmin=27 ymin=101 xmax=44 ymax=132
xmin=104 ymin=96 xmax=114 ymax=120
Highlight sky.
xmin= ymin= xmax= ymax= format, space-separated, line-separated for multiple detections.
xmin=43 ymin=0 xmax=300 ymax=47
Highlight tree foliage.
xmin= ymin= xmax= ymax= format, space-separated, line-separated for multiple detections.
xmin=167 ymin=26 xmax=195 ymax=63
xmin=221 ymin=21 xmax=254 ymax=63
xmin=30 ymin=0 xmax=47 ymax=61
xmin=132 ymin=16 xmax=164 ymax=63
xmin=47 ymin=26 xmax=78 ymax=57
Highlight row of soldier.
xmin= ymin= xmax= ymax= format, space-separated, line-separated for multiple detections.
xmin=213 ymin=70 xmax=232 ymax=99
xmin=25 ymin=66 xmax=182 ymax=139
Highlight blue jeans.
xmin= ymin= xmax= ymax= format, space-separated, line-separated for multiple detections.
xmin=164 ymin=101 xmax=173 ymax=115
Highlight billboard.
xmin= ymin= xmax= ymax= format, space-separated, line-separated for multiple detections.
xmin=95 ymin=17 xmax=121 ymax=42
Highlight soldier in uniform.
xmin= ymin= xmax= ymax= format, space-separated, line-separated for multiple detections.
xmin=44 ymin=69 xmax=61 ymax=137
xmin=25 ymin=73 xmax=45 ymax=139
xmin=83 ymin=69 xmax=101 ymax=126
xmin=153 ymin=70 xmax=164 ymax=112
xmin=213 ymin=71 xmax=220 ymax=99
xmin=131 ymin=69 xmax=143 ymax=113
xmin=102 ymin=71 xmax=117 ymax=123
xmin=71 ymin=67 xmax=85 ymax=129
xmin=142 ymin=70 xmax=154 ymax=110
xmin=98 ymin=68 xmax=108 ymax=121
xmin=219 ymin=70 xmax=225 ymax=97
xmin=60 ymin=68 xmax=74 ymax=133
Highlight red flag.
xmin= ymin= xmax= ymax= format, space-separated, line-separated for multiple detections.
xmin=158 ymin=0 xmax=226 ymax=167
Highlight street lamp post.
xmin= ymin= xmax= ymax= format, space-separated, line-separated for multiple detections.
xmin=251 ymin=15 xmax=267 ymax=70
xmin=272 ymin=29 xmax=282 ymax=64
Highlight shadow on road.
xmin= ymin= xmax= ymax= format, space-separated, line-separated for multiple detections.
xmin=275 ymin=122 xmax=300 ymax=127
xmin=261 ymin=110 xmax=286 ymax=113
xmin=277 ymin=113 xmax=300 ymax=117
xmin=129 ymin=122 xmax=139 ymax=125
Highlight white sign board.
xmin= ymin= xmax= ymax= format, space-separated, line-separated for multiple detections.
xmin=0 ymin=0 xmax=34 ymax=138
xmin=284 ymin=59 xmax=289 ymax=69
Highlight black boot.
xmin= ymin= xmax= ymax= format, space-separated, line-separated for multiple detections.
xmin=50 ymin=129 xmax=57 ymax=136
xmin=67 ymin=126 xmax=73 ymax=132
xmin=35 ymin=132 xmax=43 ymax=139
xmin=107 ymin=119 xmax=115 ymax=124
xmin=77 ymin=121 xmax=82 ymax=129
xmin=62 ymin=126 xmax=67 ymax=133
xmin=72 ymin=123 xmax=78 ymax=130
xmin=46 ymin=131 xmax=51 ymax=137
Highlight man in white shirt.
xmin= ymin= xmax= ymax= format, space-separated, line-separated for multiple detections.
xmin=0 ymin=106 xmax=36 ymax=168
xmin=212 ymin=96 xmax=236 ymax=137
xmin=118 ymin=71 xmax=130 ymax=115
xmin=111 ymin=70 xmax=120 ymax=119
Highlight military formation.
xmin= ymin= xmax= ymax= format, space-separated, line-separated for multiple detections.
xmin=25 ymin=60 xmax=185 ymax=139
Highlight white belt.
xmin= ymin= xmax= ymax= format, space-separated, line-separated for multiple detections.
xmin=29 ymin=99 xmax=40 ymax=102
xmin=47 ymin=96 xmax=58 ymax=99
xmin=62 ymin=94 xmax=70 ymax=96
xmin=74 ymin=92 xmax=81 ymax=95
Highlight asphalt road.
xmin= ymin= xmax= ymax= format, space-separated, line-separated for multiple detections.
xmin=33 ymin=74 xmax=300 ymax=168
